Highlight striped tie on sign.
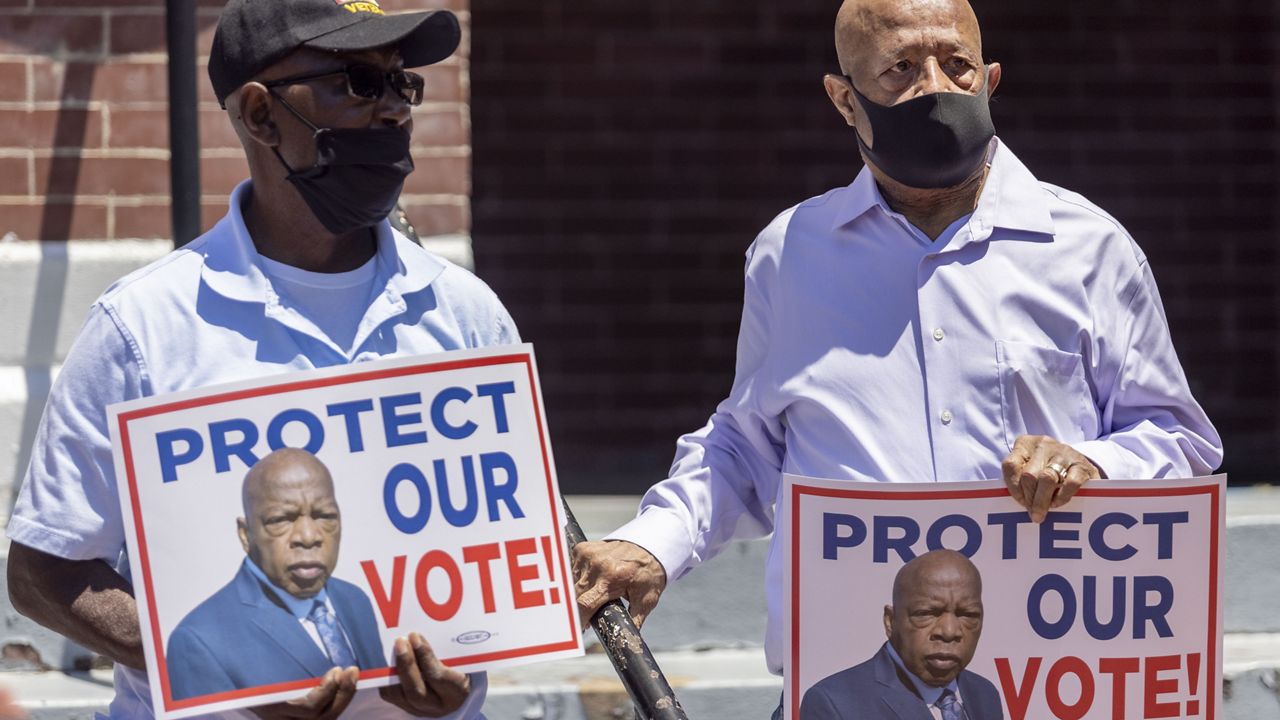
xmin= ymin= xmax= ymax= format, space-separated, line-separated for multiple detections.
xmin=309 ymin=600 xmax=357 ymax=667
xmin=936 ymin=688 xmax=963 ymax=720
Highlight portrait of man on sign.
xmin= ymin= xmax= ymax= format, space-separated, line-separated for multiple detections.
xmin=166 ymin=448 xmax=386 ymax=701
xmin=800 ymin=550 xmax=1002 ymax=720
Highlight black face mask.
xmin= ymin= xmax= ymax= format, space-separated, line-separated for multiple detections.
xmin=270 ymin=93 xmax=414 ymax=235
xmin=848 ymin=73 xmax=995 ymax=189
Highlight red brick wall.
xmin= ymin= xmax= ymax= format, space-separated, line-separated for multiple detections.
xmin=0 ymin=0 xmax=470 ymax=242
xmin=470 ymin=1 xmax=1278 ymax=491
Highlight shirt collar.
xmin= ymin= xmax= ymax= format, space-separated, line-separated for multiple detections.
xmin=830 ymin=164 xmax=884 ymax=231
xmin=831 ymin=137 xmax=1056 ymax=243
xmin=199 ymin=179 xmax=446 ymax=306
xmin=967 ymin=138 xmax=1056 ymax=241
xmin=884 ymin=640 xmax=959 ymax=708
xmin=243 ymin=556 xmax=329 ymax=620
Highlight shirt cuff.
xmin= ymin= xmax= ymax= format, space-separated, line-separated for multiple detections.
xmin=604 ymin=507 xmax=696 ymax=582
xmin=5 ymin=514 xmax=117 ymax=563
xmin=456 ymin=672 xmax=487 ymax=719
xmin=1070 ymin=440 xmax=1135 ymax=481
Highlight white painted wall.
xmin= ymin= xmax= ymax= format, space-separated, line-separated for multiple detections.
xmin=0 ymin=235 xmax=473 ymax=523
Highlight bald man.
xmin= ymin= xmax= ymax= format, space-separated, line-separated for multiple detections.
xmin=800 ymin=551 xmax=1000 ymax=720
xmin=574 ymin=0 xmax=1220 ymax=707
xmin=166 ymin=449 xmax=386 ymax=702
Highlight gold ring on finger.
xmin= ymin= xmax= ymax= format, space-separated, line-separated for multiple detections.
xmin=1046 ymin=462 xmax=1068 ymax=482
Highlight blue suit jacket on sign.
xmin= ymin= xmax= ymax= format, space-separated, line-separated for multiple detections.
xmin=166 ymin=560 xmax=387 ymax=701
xmin=800 ymin=643 xmax=1003 ymax=720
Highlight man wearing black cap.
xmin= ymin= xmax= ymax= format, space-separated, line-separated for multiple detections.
xmin=6 ymin=0 xmax=508 ymax=717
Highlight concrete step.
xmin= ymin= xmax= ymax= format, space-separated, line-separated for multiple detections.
xmin=486 ymin=647 xmax=782 ymax=720
xmin=1224 ymin=634 xmax=1280 ymax=719
xmin=0 ymin=649 xmax=782 ymax=720
xmin=7 ymin=640 xmax=1280 ymax=719
xmin=5 ymin=669 xmax=112 ymax=720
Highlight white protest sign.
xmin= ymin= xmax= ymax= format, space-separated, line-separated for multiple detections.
xmin=110 ymin=344 xmax=583 ymax=719
xmin=784 ymin=475 xmax=1224 ymax=720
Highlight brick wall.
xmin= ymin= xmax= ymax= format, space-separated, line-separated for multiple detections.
xmin=0 ymin=0 xmax=470 ymax=242
xmin=470 ymin=1 xmax=1279 ymax=492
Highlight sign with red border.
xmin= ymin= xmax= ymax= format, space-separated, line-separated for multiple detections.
xmin=110 ymin=345 xmax=583 ymax=718
xmin=784 ymin=475 xmax=1224 ymax=720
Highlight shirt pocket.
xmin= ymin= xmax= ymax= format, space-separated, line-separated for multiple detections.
xmin=996 ymin=339 xmax=1099 ymax=452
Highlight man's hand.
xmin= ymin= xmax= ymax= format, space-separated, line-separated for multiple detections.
xmin=1001 ymin=435 xmax=1103 ymax=523
xmin=7 ymin=542 xmax=146 ymax=670
xmin=572 ymin=540 xmax=667 ymax=629
xmin=250 ymin=666 xmax=359 ymax=720
xmin=378 ymin=633 xmax=471 ymax=717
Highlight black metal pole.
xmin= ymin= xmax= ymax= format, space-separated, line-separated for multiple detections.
xmin=166 ymin=0 xmax=201 ymax=247
xmin=562 ymin=501 xmax=689 ymax=720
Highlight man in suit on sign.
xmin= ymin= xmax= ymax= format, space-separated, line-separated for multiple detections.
xmin=167 ymin=448 xmax=385 ymax=701
xmin=800 ymin=550 xmax=1002 ymax=720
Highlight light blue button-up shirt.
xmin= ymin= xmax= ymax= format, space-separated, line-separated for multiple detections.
xmin=10 ymin=180 xmax=517 ymax=719
xmin=609 ymin=140 xmax=1222 ymax=674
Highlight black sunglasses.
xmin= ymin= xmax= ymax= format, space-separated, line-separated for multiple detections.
xmin=263 ymin=64 xmax=425 ymax=106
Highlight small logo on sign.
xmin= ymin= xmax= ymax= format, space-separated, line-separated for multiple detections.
xmin=453 ymin=630 xmax=493 ymax=645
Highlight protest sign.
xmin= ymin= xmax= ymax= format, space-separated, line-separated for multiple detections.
xmin=785 ymin=475 xmax=1224 ymax=720
xmin=109 ymin=344 xmax=583 ymax=719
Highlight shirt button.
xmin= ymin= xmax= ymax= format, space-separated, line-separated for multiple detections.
xmin=940 ymin=410 xmax=953 ymax=425
xmin=933 ymin=327 xmax=945 ymax=341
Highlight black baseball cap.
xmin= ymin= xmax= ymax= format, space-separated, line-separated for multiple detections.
xmin=208 ymin=0 xmax=460 ymax=107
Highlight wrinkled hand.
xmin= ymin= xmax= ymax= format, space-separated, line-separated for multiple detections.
xmin=572 ymin=540 xmax=667 ymax=629
xmin=1001 ymin=435 xmax=1103 ymax=523
xmin=251 ymin=666 xmax=359 ymax=720
xmin=378 ymin=633 xmax=471 ymax=717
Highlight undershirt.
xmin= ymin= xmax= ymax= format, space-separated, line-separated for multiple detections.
xmin=258 ymin=253 xmax=378 ymax=355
